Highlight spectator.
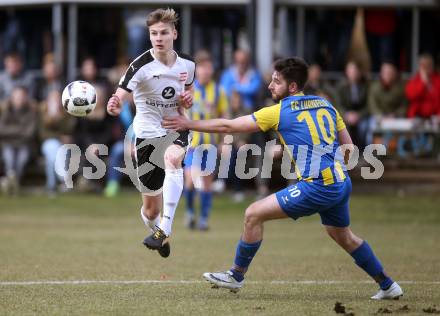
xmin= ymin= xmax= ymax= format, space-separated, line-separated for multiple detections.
xmin=39 ymin=90 xmax=75 ymax=195
xmin=368 ymin=62 xmax=406 ymax=117
xmin=184 ymin=50 xmax=229 ymax=230
xmin=406 ymin=54 xmax=440 ymax=118
xmin=74 ymin=84 xmax=115 ymax=192
xmin=35 ymin=53 xmax=63 ymax=103
xmin=0 ymin=86 xmax=37 ymax=194
xmin=336 ymin=61 xmax=369 ymax=147
xmin=304 ymin=63 xmax=339 ymax=104
xmin=103 ymin=56 xmax=134 ymax=198
xmin=220 ymin=49 xmax=263 ymax=202
xmin=74 ymin=55 xmax=114 ymax=192
xmin=0 ymin=52 xmax=34 ymax=102
xmin=220 ymin=49 xmax=262 ymax=113
xmin=364 ymin=9 xmax=397 ymax=72
xmin=78 ymin=56 xmax=110 ymax=100
xmin=366 ymin=62 xmax=407 ymax=150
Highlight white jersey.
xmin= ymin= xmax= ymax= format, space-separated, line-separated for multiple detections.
xmin=119 ymin=49 xmax=195 ymax=138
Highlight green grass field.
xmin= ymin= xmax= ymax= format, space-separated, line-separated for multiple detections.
xmin=1 ymin=192 xmax=439 ymax=315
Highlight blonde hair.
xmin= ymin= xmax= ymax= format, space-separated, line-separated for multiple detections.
xmin=146 ymin=8 xmax=179 ymax=28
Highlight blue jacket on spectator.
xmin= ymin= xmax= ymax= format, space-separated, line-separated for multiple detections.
xmin=220 ymin=66 xmax=262 ymax=111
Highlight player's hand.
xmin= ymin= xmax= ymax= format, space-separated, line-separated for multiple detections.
xmin=179 ymin=90 xmax=193 ymax=109
xmin=162 ymin=115 xmax=190 ymax=131
xmin=107 ymin=94 xmax=121 ymax=116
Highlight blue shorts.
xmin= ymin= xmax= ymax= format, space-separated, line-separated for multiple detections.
xmin=275 ymin=178 xmax=352 ymax=227
xmin=184 ymin=147 xmax=217 ymax=173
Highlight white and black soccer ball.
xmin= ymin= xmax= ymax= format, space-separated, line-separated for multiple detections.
xmin=61 ymin=80 xmax=96 ymax=117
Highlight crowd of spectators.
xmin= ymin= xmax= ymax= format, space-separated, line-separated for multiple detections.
xmin=0 ymin=49 xmax=439 ymax=197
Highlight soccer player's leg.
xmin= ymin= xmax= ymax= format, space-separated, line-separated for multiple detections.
xmin=183 ymin=149 xmax=196 ymax=229
xmin=320 ymin=180 xmax=403 ymax=300
xmin=144 ymin=131 xmax=188 ymax=249
xmin=203 ymin=193 xmax=289 ymax=292
xmin=140 ymin=195 xmax=161 ymax=232
xmin=198 ymin=149 xmax=216 ymax=231
xmin=135 ymin=137 xmax=170 ymax=257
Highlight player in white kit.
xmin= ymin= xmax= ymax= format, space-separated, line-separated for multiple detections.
xmin=107 ymin=8 xmax=195 ymax=257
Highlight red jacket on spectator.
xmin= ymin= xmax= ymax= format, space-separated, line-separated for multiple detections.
xmin=405 ymin=72 xmax=440 ymax=118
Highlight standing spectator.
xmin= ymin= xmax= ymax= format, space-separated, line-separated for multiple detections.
xmin=220 ymin=49 xmax=263 ymax=202
xmin=39 ymin=90 xmax=75 ymax=195
xmin=76 ymin=57 xmax=114 ymax=192
xmin=103 ymin=56 xmax=134 ymax=198
xmin=0 ymin=86 xmax=37 ymax=194
xmin=220 ymin=49 xmax=262 ymax=112
xmin=364 ymin=9 xmax=397 ymax=72
xmin=35 ymin=53 xmax=63 ymax=103
xmin=75 ymin=86 xmax=115 ymax=192
xmin=184 ymin=50 xmax=229 ymax=230
xmin=336 ymin=61 xmax=369 ymax=147
xmin=0 ymin=52 xmax=34 ymax=102
xmin=406 ymin=54 xmax=440 ymax=118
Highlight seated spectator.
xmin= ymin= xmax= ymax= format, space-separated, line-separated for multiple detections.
xmin=399 ymin=54 xmax=440 ymax=157
xmin=366 ymin=62 xmax=407 ymax=152
xmin=336 ymin=60 xmax=369 ymax=147
xmin=35 ymin=53 xmax=63 ymax=103
xmin=304 ymin=63 xmax=339 ymax=104
xmin=39 ymin=90 xmax=75 ymax=195
xmin=406 ymin=53 xmax=440 ymax=119
xmin=368 ymin=62 xmax=406 ymax=117
xmin=0 ymin=86 xmax=37 ymax=194
xmin=0 ymin=52 xmax=34 ymax=102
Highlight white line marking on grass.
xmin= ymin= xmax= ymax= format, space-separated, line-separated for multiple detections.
xmin=0 ymin=280 xmax=439 ymax=286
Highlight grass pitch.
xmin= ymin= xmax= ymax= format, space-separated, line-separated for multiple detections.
xmin=1 ymin=191 xmax=439 ymax=315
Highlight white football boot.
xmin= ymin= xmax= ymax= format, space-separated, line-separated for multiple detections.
xmin=203 ymin=271 xmax=244 ymax=293
xmin=371 ymin=282 xmax=403 ymax=300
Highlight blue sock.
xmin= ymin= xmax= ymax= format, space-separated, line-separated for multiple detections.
xmin=185 ymin=189 xmax=195 ymax=215
xmin=230 ymin=269 xmax=245 ymax=282
xmin=232 ymin=239 xmax=262 ymax=281
xmin=351 ymin=241 xmax=393 ymax=290
xmin=200 ymin=191 xmax=213 ymax=222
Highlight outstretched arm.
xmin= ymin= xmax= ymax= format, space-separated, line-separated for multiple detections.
xmin=163 ymin=114 xmax=261 ymax=134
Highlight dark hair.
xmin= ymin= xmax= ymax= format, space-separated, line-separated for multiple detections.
xmin=274 ymin=57 xmax=308 ymax=90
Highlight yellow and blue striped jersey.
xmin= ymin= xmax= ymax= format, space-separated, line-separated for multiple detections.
xmin=252 ymin=93 xmax=348 ymax=186
xmin=189 ymin=80 xmax=229 ymax=147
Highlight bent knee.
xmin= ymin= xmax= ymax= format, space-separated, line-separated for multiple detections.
xmin=164 ymin=147 xmax=185 ymax=168
xmin=244 ymin=203 xmax=262 ymax=225
xmin=326 ymin=228 xmax=360 ymax=247
xmin=143 ymin=207 xmax=160 ymax=220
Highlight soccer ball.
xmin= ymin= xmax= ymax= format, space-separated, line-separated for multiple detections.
xmin=61 ymin=80 xmax=96 ymax=117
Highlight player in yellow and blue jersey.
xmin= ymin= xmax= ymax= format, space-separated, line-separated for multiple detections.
xmin=163 ymin=57 xmax=403 ymax=299
xmin=183 ymin=50 xmax=229 ymax=230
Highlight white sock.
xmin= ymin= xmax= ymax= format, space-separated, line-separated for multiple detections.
xmin=159 ymin=168 xmax=183 ymax=236
xmin=140 ymin=206 xmax=160 ymax=233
